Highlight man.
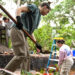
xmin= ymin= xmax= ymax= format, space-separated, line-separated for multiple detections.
xmin=3 ymin=17 xmax=13 ymax=37
xmin=3 ymin=17 xmax=13 ymax=47
xmin=1 ymin=1 xmax=51 ymax=75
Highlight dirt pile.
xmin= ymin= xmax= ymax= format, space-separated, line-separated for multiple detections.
xmin=0 ymin=44 xmax=13 ymax=54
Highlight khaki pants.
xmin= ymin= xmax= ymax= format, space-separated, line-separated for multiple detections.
xmin=5 ymin=27 xmax=30 ymax=73
xmin=59 ymin=57 xmax=74 ymax=75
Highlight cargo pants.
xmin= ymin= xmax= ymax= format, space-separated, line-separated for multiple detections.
xmin=5 ymin=27 xmax=30 ymax=73
xmin=59 ymin=57 xmax=74 ymax=75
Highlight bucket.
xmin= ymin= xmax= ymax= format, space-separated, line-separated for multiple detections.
xmin=43 ymin=73 xmax=52 ymax=75
xmin=72 ymin=50 xmax=75 ymax=57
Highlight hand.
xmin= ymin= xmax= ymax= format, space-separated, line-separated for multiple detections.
xmin=36 ymin=48 xmax=41 ymax=53
xmin=36 ymin=42 xmax=42 ymax=53
xmin=16 ymin=16 xmax=23 ymax=30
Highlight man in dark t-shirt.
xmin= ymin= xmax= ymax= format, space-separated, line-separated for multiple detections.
xmin=1 ymin=2 xmax=51 ymax=75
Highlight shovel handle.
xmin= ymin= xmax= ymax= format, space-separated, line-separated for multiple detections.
xmin=0 ymin=5 xmax=36 ymax=44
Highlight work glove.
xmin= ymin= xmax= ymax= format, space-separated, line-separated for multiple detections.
xmin=16 ymin=16 xmax=23 ymax=30
xmin=36 ymin=42 xmax=42 ymax=53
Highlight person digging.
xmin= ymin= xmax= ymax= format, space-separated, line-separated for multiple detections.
xmin=0 ymin=1 xmax=51 ymax=75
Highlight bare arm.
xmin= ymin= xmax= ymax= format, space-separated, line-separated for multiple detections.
xmin=16 ymin=6 xmax=30 ymax=16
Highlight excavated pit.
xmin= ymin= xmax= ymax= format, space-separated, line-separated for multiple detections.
xmin=0 ymin=44 xmax=75 ymax=71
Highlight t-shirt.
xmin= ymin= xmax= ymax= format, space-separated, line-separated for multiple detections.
xmin=58 ymin=44 xmax=71 ymax=66
xmin=13 ymin=4 xmax=41 ymax=35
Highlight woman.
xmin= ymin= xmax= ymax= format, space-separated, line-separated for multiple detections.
xmin=56 ymin=40 xmax=74 ymax=75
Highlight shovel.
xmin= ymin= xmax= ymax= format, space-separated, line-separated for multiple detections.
xmin=0 ymin=5 xmax=43 ymax=53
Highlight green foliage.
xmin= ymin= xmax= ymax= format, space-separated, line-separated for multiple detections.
xmin=40 ymin=68 xmax=44 ymax=74
xmin=64 ymin=0 xmax=75 ymax=9
xmin=28 ymin=38 xmax=35 ymax=51
xmin=8 ymin=38 xmax=12 ymax=48
xmin=36 ymin=74 xmax=40 ymax=75
xmin=28 ymin=0 xmax=75 ymax=50
xmin=43 ymin=4 xmax=63 ymax=21
xmin=54 ymin=72 xmax=59 ymax=75
xmin=0 ymin=0 xmax=5 ymax=5
xmin=59 ymin=17 xmax=69 ymax=25
xmin=34 ymin=25 xmax=53 ymax=51
xmin=21 ymin=70 xmax=32 ymax=75
xmin=14 ymin=0 xmax=48 ymax=5
xmin=11 ymin=0 xmax=75 ymax=51
xmin=41 ymin=0 xmax=75 ymax=48
xmin=28 ymin=25 xmax=53 ymax=51
xmin=55 ymin=25 xmax=75 ymax=46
